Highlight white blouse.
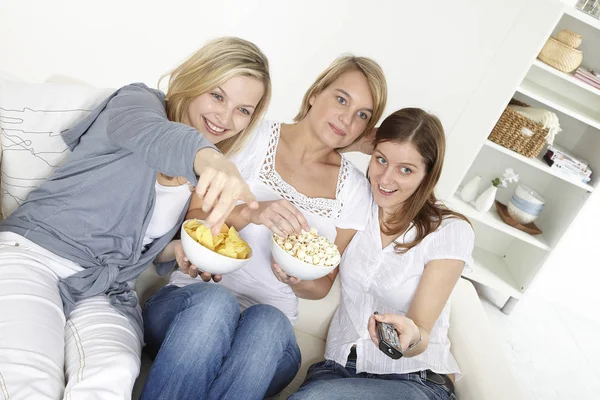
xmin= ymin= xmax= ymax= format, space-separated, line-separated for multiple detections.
xmin=325 ymin=199 xmax=474 ymax=377
xmin=169 ymin=120 xmax=372 ymax=323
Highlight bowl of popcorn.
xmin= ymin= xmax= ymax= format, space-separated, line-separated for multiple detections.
xmin=271 ymin=228 xmax=341 ymax=281
xmin=181 ymin=219 xmax=252 ymax=275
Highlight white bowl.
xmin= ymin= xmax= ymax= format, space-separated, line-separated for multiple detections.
xmin=515 ymin=184 xmax=545 ymax=206
xmin=180 ymin=219 xmax=252 ymax=275
xmin=507 ymin=201 xmax=539 ymax=224
xmin=270 ymin=236 xmax=338 ymax=281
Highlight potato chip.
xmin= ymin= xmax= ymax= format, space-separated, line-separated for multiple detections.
xmin=228 ymin=226 xmax=241 ymax=242
xmin=186 ymin=220 xmax=201 ymax=230
xmin=217 ymin=246 xmax=238 ymax=259
xmin=183 ymin=220 xmax=251 ymax=260
xmin=237 ymin=247 xmax=252 ymax=259
xmin=184 ymin=228 xmax=196 ymax=240
xmin=196 ymin=225 xmax=214 ymax=251
xmin=213 ymin=233 xmax=225 ymax=248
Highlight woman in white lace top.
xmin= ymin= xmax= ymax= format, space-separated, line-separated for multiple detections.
xmin=141 ymin=55 xmax=388 ymax=399
xmin=288 ymin=109 xmax=474 ymax=400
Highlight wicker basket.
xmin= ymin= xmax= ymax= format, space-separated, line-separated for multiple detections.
xmin=488 ymin=100 xmax=548 ymax=158
xmin=537 ymin=37 xmax=583 ymax=73
xmin=557 ymin=29 xmax=582 ymax=49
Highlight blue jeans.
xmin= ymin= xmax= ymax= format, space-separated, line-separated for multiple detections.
xmin=289 ymin=359 xmax=456 ymax=400
xmin=140 ymin=283 xmax=301 ymax=400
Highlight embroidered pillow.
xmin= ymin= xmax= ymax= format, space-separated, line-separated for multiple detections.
xmin=0 ymin=78 xmax=111 ymax=217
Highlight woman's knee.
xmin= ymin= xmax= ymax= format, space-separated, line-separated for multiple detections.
xmin=160 ymin=283 xmax=239 ymax=321
xmin=144 ymin=284 xmax=239 ymax=345
xmin=243 ymin=304 xmax=296 ymax=345
xmin=185 ymin=283 xmax=238 ymax=315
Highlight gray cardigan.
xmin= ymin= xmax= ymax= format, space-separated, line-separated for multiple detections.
xmin=0 ymin=83 xmax=216 ymax=341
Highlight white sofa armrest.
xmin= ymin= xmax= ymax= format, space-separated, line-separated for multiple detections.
xmin=449 ymin=279 xmax=524 ymax=400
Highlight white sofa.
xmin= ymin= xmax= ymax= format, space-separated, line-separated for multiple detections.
xmin=132 ymin=266 xmax=524 ymax=400
xmin=0 ymin=75 xmax=523 ymax=400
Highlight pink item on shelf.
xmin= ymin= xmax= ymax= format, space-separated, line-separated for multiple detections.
xmin=574 ymin=71 xmax=600 ymax=90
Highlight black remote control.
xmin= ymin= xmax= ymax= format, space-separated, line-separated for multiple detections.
xmin=374 ymin=311 xmax=403 ymax=359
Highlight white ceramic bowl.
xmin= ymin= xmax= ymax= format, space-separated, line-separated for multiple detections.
xmin=270 ymin=236 xmax=338 ymax=281
xmin=515 ymin=184 xmax=545 ymax=206
xmin=507 ymin=201 xmax=539 ymax=224
xmin=180 ymin=219 xmax=252 ymax=275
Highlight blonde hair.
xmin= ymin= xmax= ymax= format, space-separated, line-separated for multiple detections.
xmin=160 ymin=36 xmax=271 ymax=156
xmin=294 ymin=55 xmax=387 ymax=145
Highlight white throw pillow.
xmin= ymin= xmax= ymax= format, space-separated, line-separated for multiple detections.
xmin=0 ymin=78 xmax=112 ymax=217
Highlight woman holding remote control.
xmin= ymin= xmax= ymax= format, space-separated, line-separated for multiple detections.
xmin=288 ymin=108 xmax=474 ymax=400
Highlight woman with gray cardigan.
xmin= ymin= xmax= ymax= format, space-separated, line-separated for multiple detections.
xmin=0 ymin=37 xmax=270 ymax=400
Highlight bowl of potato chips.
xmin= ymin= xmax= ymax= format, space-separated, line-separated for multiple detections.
xmin=181 ymin=219 xmax=252 ymax=275
xmin=271 ymin=228 xmax=341 ymax=281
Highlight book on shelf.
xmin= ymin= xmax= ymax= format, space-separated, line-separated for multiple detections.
xmin=543 ymin=153 xmax=592 ymax=183
xmin=574 ymin=67 xmax=600 ymax=90
xmin=546 ymin=145 xmax=588 ymax=170
xmin=545 ymin=155 xmax=591 ymax=176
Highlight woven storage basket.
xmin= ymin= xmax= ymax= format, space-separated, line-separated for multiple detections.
xmin=537 ymin=37 xmax=583 ymax=73
xmin=557 ymin=29 xmax=582 ymax=49
xmin=488 ymin=100 xmax=548 ymax=158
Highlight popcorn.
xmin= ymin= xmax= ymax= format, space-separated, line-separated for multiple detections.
xmin=274 ymin=228 xmax=341 ymax=267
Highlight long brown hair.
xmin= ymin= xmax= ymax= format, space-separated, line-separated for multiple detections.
xmin=373 ymin=108 xmax=470 ymax=253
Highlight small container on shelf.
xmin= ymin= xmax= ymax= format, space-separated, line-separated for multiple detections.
xmin=537 ymin=30 xmax=583 ymax=73
xmin=576 ymin=0 xmax=600 ymax=19
xmin=488 ymin=99 xmax=548 ymax=158
xmin=507 ymin=184 xmax=545 ymax=225
xmin=557 ymin=30 xmax=583 ymax=49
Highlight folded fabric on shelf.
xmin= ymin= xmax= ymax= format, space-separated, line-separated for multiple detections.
xmin=508 ymin=105 xmax=562 ymax=145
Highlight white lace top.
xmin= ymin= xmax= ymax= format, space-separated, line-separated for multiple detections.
xmin=325 ymin=199 xmax=474 ymax=377
xmin=169 ymin=121 xmax=372 ymax=322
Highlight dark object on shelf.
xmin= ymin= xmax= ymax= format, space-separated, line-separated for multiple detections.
xmin=495 ymin=201 xmax=543 ymax=235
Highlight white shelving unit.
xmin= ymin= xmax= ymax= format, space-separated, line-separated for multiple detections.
xmin=483 ymin=140 xmax=594 ymax=192
xmin=563 ymin=4 xmax=600 ymax=30
xmin=531 ymin=59 xmax=600 ymax=97
xmin=449 ymin=4 xmax=600 ymax=314
xmin=467 ymin=248 xmax=523 ymax=300
xmin=517 ymin=79 xmax=600 ymax=130
xmin=446 ymin=195 xmax=551 ymax=251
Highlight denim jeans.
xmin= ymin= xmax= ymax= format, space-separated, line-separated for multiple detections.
xmin=289 ymin=359 xmax=456 ymax=400
xmin=140 ymin=283 xmax=301 ymax=400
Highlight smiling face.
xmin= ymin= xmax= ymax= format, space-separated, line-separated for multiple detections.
xmin=182 ymin=75 xmax=265 ymax=144
xmin=305 ymin=69 xmax=374 ymax=149
xmin=368 ymin=140 xmax=428 ymax=213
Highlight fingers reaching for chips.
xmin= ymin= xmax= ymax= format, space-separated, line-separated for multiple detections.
xmin=184 ymin=220 xmax=252 ymax=260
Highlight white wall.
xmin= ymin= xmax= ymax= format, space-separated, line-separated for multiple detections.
xmin=5 ymin=0 xmax=589 ymax=317
xmin=1 ymin=0 xmax=537 ymax=175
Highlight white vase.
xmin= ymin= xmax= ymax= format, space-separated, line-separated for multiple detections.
xmin=460 ymin=175 xmax=482 ymax=203
xmin=475 ymin=185 xmax=497 ymax=213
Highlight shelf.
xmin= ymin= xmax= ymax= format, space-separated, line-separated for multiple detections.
xmin=484 ymin=140 xmax=594 ymax=192
xmin=563 ymin=5 xmax=600 ymax=31
xmin=447 ymin=194 xmax=551 ymax=251
xmin=517 ymin=79 xmax=600 ymax=130
xmin=531 ymin=59 xmax=600 ymax=98
xmin=463 ymin=247 xmax=523 ymax=299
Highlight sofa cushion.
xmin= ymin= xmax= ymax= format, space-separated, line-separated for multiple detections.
xmin=0 ymin=78 xmax=111 ymax=217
